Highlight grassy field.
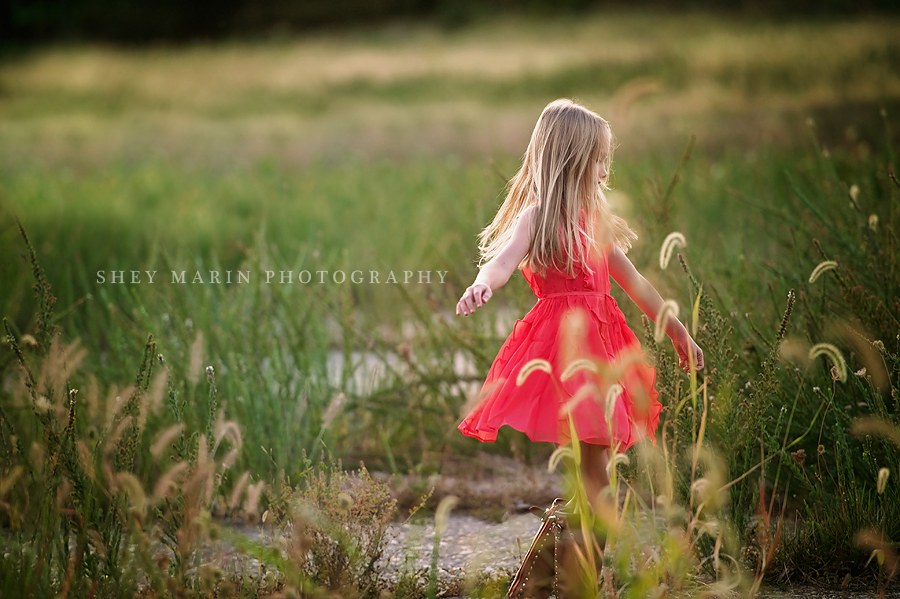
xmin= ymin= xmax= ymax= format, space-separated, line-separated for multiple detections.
xmin=1 ymin=10 xmax=899 ymax=597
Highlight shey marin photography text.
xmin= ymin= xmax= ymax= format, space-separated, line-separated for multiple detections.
xmin=95 ymin=269 xmax=450 ymax=285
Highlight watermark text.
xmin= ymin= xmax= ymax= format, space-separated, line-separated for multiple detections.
xmin=96 ymin=269 xmax=448 ymax=285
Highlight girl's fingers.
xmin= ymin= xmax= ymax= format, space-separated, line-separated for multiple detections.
xmin=459 ymin=289 xmax=478 ymax=315
xmin=456 ymin=284 xmax=492 ymax=315
xmin=473 ymin=285 xmax=487 ymax=307
xmin=468 ymin=284 xmax=489 ymax=309
xmin=457 ymin=295 xmax=471 ymax=315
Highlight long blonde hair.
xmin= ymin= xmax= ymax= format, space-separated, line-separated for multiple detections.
xmin=478 ymin=99 xmax=637 ymax=276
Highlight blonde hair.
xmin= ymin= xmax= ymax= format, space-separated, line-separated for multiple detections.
xmin=478 ymin=99 xmax=637 ymax=276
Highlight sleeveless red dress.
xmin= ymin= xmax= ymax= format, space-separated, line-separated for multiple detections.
xmin=457 ymin=241 xmax=661 ymax=450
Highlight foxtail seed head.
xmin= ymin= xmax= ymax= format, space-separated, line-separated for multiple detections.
xmin=188 ymin=332 xmax=205 ymax=385
xmin=153 ymin=462 xmax=188 ymax=502
xmin=808 ymin=343 xmax=847 ymax=382
xmin=654 ymin=300 xmax=680 ymax=343
xmin=516 ymin=359 xmax=553 ymax=386
xmin=559 ymin=383 xmax=600 ymax=417
xmin=604 ymin=384 xmax=623 ymax=422
xmin=561 ymin=358 xmax=598 ymax=382
xmin=808 ymin=260 xmax=838 ymax=283
xmin=435 ymin=495 xmax=460 ymax=537
xmin=659 ymin=232 xmax=686 ymax=270
xmin=150 ymin=424 xmax=184 ymax=458
xmin=878 ymin=468 xmax=890 ymax=494
xmin=548 ymin=444 xmax=574 ymax=472
xmin=606 ymin=452 xmax=629 ymax=477
xmin=228 ymin=471 xmax=251 ymax=511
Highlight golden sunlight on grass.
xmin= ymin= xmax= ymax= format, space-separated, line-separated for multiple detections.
xmin=0 ymin=12 xmax=897 ymax=167
xmin=3 ymin=15 xmax=896 ymax=103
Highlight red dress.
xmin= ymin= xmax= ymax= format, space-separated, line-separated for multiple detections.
xmin=457 ymin=242 xmax=660 ymax=450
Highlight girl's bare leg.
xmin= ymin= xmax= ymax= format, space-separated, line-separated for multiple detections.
xmin=578 ymin=442 xmax=611 ymax=517
xmin=557 ymin=442 xmax=610 ymax=595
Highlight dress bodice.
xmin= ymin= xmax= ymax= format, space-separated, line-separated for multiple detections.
xmin=521 ymin=246 xmax=611 ymax=299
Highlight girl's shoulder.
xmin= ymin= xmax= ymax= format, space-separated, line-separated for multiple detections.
xmin=518 ymin=203 xmax=540 ymax=224
xmin=508 ymin=204 xmax=538 ymax=237
xmin=511 ymin=204 xmax=539 ymax=239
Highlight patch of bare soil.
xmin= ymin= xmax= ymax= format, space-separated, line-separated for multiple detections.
xmin=385 ymin=452 xmax=565 ymax=522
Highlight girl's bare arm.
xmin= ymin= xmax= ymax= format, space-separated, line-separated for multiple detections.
xmin=456 ymin=206 xmax=536 ymax=316
xmin=607 ymin=245 xmax=704 ymax=371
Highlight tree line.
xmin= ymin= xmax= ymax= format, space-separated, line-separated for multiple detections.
xmin=3 ymin=0 xmax=897 ymax=45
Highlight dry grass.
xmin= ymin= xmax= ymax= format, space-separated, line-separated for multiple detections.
xmin=1 ymin=12 xmax=898 ymax=168
xmin=2 ymin=16 xmax=896 ymax=99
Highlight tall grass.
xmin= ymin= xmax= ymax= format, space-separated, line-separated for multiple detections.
xmin=0 ymin=225 xmax=256 ymax=597
xmin=754 ymin=125 xmax=900 ymax=587
xmin=1 ymin=224 xmax=413 ymax=598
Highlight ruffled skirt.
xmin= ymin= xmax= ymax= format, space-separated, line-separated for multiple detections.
xmin=457 ymin=295 xmax=660 ymax=449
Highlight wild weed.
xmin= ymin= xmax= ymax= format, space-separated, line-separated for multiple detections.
xmin=756 ymin=124 xmax=900 ymax=586
xmin=0 ymin=224 xmax=278 ymax=598
xmin=264 ymin=453 xmax=397 ymax=598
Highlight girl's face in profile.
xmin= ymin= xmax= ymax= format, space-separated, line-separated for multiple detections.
xmin=593 ymin=153 xmax=610 ymax=185
xmin=592 ymin=136 xmax=612 ymax=185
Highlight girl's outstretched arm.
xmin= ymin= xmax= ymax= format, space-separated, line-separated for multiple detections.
xmin=456 ymin=206 xmax=536 ymax=316
xmin=608 ymin=245 xmax=704 ymax=372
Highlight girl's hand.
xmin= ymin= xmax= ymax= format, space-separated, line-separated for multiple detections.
xmin=456 ymin=283 xmax=492 ymax=316
xmin=673 ymin=335 xmax=704 ymax=373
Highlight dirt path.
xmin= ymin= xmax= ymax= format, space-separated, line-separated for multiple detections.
xmin=225 ymin=511 xmax=900 ymax=598
xmin=219 ymin=453 xmax=900 ymax=597
xmin=379 ymin=511 xmax=543 ymax=589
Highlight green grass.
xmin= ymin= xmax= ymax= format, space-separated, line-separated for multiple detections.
xmin=0 ymin=146 xmax=835 ymax=481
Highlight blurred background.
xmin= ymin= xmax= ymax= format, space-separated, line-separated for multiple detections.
xmin=3 ymin=0 xmax=898 ymax=41
xmin=1 ymin=1 xmax=899 ymax=576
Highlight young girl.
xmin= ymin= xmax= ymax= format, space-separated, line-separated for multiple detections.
xmin=456 ymin=99 xmax=703 ymax=520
